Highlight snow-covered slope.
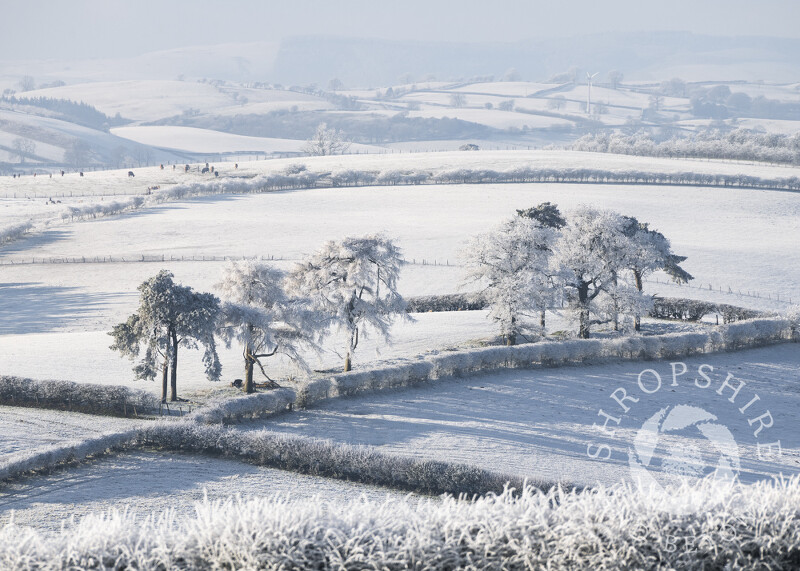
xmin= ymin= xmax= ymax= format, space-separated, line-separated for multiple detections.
xmin=27 ymin=80 xmax=331 ymax=123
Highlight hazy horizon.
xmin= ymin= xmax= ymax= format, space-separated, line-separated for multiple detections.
xmin=4 ymin=0 xmax=800 ymax=62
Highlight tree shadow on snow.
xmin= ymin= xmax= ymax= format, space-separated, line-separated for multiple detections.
xmin=0 ymin=282 xmax=129 ymax=334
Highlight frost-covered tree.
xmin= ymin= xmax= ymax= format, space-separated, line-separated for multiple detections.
xmin=608 ymin=70 xmax=624 ymax=89
xmin=216 ymin=261 xmax=316 ymax=393
xmin=302 ymin=123 xmax=351 ymax=156
xmin=464 ymin=217 xmax=557 ymax=345
xmin=516 ymin=202 xmax=566 ymax=230
xmin=450 ymin=93 xmax=466 ymax=108
xmin=554 ymin=207 xmax=627 ymax=338
xmin=288 ymin=235 xmax=408 ymax=371
xmin=619 ymin=217 xmax=693 ymax=331
xmin=109 ymin=271 xmax=221 ymax=402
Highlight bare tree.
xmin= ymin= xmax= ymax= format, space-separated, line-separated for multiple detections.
xmin=18 ymin=76 xmax=35 ymax=92
xmin=450 ymin=93 xmax=466 ymax=108
xmin=302 ymin=123 xmax=351 ymax=156
xmin=12 ymin=138 xmax=36 ymax=164
xmin=64 ymin=139 xmax=91 ymax=168
xmin=608 ymin=70 xmax=624 ymax=89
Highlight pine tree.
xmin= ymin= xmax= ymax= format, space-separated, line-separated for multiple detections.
xmin=109 ymin=271 xmax=221 ymax=402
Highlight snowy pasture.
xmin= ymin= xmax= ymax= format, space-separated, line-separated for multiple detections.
xmin=0 ymin=450 xmax=407 ymax=532
xmin=0 ymin=406 xmax=140 ymax=463
xmin=235 ymin=344 xmax=800 ymax=488
xmin=0 ymin=150 xmax=798 ymax=394
xmin=0 ymin=149 xmax=798 ymax=560
xmin=26 ymin=80 xmax=331 ymax=122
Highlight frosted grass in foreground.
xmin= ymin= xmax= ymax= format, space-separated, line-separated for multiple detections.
xmin=1 ymin=477 xmax=799 ymax=569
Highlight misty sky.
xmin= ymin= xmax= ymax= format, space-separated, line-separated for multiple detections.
xmin=4 ymin=0 xmax=800 ymax=61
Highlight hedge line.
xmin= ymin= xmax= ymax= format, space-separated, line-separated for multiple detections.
xmin=404 ymin=292 xmax=767 ymax=323
xmin=0 ymin=376 xmax=160 ymax=417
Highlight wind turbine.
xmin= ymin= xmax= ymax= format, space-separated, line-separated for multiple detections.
xmin=586 ymin=72 xmax=599 ymax=115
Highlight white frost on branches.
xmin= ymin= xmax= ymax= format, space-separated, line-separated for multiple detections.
xmin=287 ymin=235 xmax=408 ymax=371
xmin=216 ymin=261 xmax=317 ymax=392
xmin=463 ymin=216 xmax=557 ymax=344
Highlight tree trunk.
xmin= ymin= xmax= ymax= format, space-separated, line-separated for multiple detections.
xmin=244 ymin=353 xmax=255 ymax=394
xmin=540 ymin=310 xmax=546 ymax=331
xmin=344 ymin=352 xmax=351 ymax=372
xmin=161 ymin=359 xmax=169 ymax=403
xmin=577 ymin=282 xmax=591 ymax=339
xmin=506 ymin=333 xmax=516 ymax=346
xmin=579 ymin=306 xmax=591 ymax=339
xmin=634 ymin=270 xmax=643 ymax=332
xmin=170 ymin=327 xmax=179 ymax=402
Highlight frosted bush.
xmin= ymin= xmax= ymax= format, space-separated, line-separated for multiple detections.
xmin=189 ymin=388 xmax=296 ymax=424
xmin=0 ymin=220 xmax=33 ymax=245
xmin=3 ymin=477 xmax=800 ymax=569
xmin=0 ymin=376 xmax=159 ymax=416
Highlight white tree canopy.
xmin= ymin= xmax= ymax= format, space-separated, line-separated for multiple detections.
xmin=287 ymin=235 xmax=408 ymax=371
xmin=301 ymin=123 xmax=351 ymax=156
xmin=463 ymin=216 xmax=557 ymax=344
xmin=216 ymin=261 xmax=317 ymax=391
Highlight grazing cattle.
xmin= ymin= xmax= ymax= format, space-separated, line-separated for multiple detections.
xmin=128 ymin=171 xmax=135 ymax=178
xmin=214 ymin=170 xmax=219 ymax=177
xmin=201 ymin=167 xmax=210 ymax=174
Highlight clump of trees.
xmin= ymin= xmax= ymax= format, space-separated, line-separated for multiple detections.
xmin=573 ymin=129 xmax=800 ymax=166
xmin=463 ymin=203 xmax=692 ymax=341
xmin=110 ymin=236 xmax=409 ymax=397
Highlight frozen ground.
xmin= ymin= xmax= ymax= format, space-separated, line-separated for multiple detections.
xmin=0 ymin=311 xmax=500 ymax=393
xmin=1 ymin=150 xmax=797 ymax=394
xmin=0 ymin=450 xmax=412 ymax=533
xmin=0 ymin=406 xmax=141 ymax=462
xmin=3 ymin=180 xmax=797 ymax=302
xmin=235 ymin=344 xmax=800 ymax=488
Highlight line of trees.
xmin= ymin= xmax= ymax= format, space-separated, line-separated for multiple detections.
xmin=2 ymin=95 xmax=125 ymax=131
xmin=463 ymin=203 xmax=692 ymax=342
xmin=573 ymin=129 xmax=800 ymax=166
xmin=110 ymin=235 xmax=407 ymax=401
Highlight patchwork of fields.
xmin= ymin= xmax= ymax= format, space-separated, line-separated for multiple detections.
xmin=1 ymin=150 xmax=798 ymax=541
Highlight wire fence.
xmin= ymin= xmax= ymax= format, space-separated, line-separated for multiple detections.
xmin=0 ymin=252 xmax=792 ymax=306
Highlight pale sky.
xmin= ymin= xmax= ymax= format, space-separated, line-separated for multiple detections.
xmin=4 ymin=0 xmax=799 ymax=60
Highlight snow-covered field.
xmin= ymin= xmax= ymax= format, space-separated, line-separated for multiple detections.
xmin=0 ymin=450 xmax=409 ymax=532
xmin=0 ymin=406 xmax=140 ymax=463
xmin=0 ymin=149 xmax=798 ymax=544
xmin=110 ymin=126 xmax=384 ymax=155
xmin=1 ymin=150 xmax=798 ymax=394
xmin=235 ymin=344 xmax=800 ymax=488
xmin=27 ymin=80 xmax=331 ymax=122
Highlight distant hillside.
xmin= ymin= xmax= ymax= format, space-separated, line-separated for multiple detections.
xmin=270 ymin=33 xmax=800 ymax=86
xmin=3 ymin=33 xmax=800 ymax=89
